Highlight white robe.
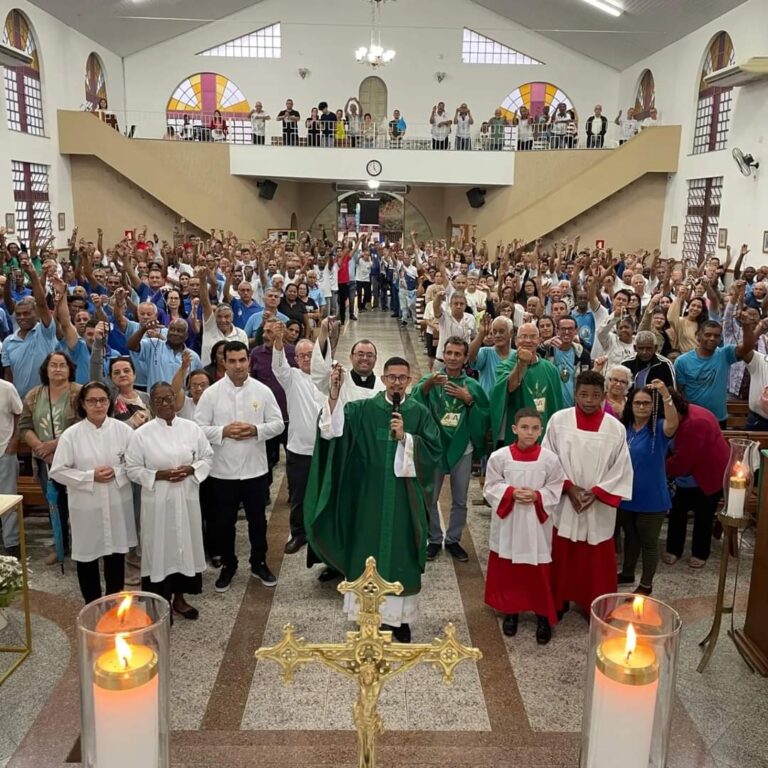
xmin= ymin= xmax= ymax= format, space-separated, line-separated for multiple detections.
xmin=310 ymin=339 xmax=385 ymax=407
xmin=126 ymin=417 xmax=213 ymax=583
xmin=50 ymin=418 xmax=137 ymax=562
xmin=484 ymin=446 xmax=565 ymax=565
xmin=542 ymin=408 xmax=633 ymax=545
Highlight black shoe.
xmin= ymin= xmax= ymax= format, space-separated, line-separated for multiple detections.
xmin=392 ymin=623 xmax=411 ymax=643
xmin=536 ymin=616 xmax=552 ymax=645
xmin=5 ymin=545 xmax=20 ymax=559
xmin=211 ymin=556 xmax=222 ymax=569
xmin=215 ymin=566 xmax=236 ymax=593
xmin=634 ymin=583 xmax=653 ymax=596
xmin=318 ymin=566 xmax=342 ymax=583
xmin=426 ymin=542 xmax=441 ymax=561
xmin=556 ymin=601 xmax=570 ymax=621
xmin=350 ymin=315 xmax=358 ymax=321
xmin=252 ymin=562 xmax=277 ymax=587
xmin=446 ymin=542 xmax=469 ymax=563
xmin=173 ymin=604 xmax=199 ymax=620
xmin=617 ymin=572 xmax=635 ymax=585
xmin=502 ymin=614 xmax=519 ymax=636
xmin=390 ymin=313 xmax=399 ymax=318
xmin=284 ymin=535 xmax=307 ymax=555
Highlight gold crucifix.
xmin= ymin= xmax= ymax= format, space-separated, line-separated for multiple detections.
xmin=254 ymin=556 xmax=483 ymax=768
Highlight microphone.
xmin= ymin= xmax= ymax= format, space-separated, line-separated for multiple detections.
xmin=391 ymin=392 xmax=402 ymax=439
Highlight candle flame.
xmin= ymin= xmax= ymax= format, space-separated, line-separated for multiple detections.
xmin=632 ymin=596 xmax=645 ymax=619
xmin=116 ymin=594 xmax=133 ymax=623
xmin=115 ymin=633 xmax=132 ymax=669
xmin=625 ymin=623 xmax=637 ymax=662
xmin=733 ymin=461 xmax=747 ymax=480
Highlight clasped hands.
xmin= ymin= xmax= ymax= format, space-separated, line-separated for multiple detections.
xmin=566 ymin=485 xmax=596 ymax=514
xmin=222 ymin=421 xmax=257 ymax=440
xmin=512 ymin=487 xmax=537 ymax=504
xmin=155 ymin=465 xmax=194 ymax=483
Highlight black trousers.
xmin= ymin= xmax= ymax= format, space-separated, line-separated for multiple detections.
xmin=252 ymin=134 xmax=265 ymax=145
xmin=666 ymin=486 xmax=722 ymax=560
xmin=76 ymin=553 xmax=125 ymax=604
xmin=266 ymin=426 xmax=286 ymax=486
xmin=208 ymin=475 xmax=270 ymax=570
xmin=358 ymin=281 xmax=372 ymax=310
xmin=587 ymin=134 xmax=605 ymax=148
xmin=286 ymin=450 xmax=312 ymax=537
xmin=338 ymin=283 xmax=350 ymax=322
xmin=199 ymin=477 xmax=216 ymax=556
xmin=432 ymin=138 xmax=449 ymax=150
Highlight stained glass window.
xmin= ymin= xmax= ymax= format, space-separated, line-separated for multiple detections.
xmin=693 ymin=32 xmax=735 ymax=155
xmin=634 ymin=70 xmax=655 ymax=120
xmin=85 ymin=53 xmax=107 ymax=110
xmin=198 ymin=23 xmax=281 ymax=58
xmin=12 ymin=161 xmax=52 ymax=245
xmin=683 ymin=177 xmax=723 ymax=266
xmin=3 ymin=10 xmax=44 ymax=135
xmin=500 ymin=82 xmax=573 ymax=121
xmin=462 ymin=29 xmax=544 ymax=65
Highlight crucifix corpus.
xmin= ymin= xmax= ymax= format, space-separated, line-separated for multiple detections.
xmin=254 ymin=556 xmax=483 ymax=768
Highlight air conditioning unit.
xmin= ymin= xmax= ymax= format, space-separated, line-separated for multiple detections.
xmin=704 ymin=57 xmax=768 ymax=88
xmin=0 ymin=43 xmax=33 ymax=68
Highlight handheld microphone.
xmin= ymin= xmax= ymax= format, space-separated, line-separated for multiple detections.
xmin=391 ymin=392 xmax=402 ymax=439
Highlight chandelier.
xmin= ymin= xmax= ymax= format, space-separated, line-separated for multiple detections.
xmin=355 ymin=0 xmax=396 ymax=68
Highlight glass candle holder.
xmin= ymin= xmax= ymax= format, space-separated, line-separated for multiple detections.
xmin=580 ymin=594 xmax=681 ymax=768
xmin=77 ymin=592 xmax=170 ymax=768
xmin=722 ymin=438 xmax=758 ymax=520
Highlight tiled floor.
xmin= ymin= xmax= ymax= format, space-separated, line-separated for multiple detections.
xmin=2 ymin=311 xmax=767 ymax=768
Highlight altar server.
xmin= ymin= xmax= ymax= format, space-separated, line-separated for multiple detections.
xmin=50 ymin=382 xmax=136 ymax=603
xmin=126 ymin=382 xmax=213 ymax=620
xmin=542 ymin=370 xmax=633 ymax=618
xmin=484 ymin=408 xmax=565 ymax=644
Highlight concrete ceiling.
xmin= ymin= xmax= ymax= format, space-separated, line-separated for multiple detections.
xmin=26 ymin=0 xmax=749 ymax=67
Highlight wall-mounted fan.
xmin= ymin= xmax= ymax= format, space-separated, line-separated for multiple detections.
xmin=733 ymin=148 xmax=760 ymax=177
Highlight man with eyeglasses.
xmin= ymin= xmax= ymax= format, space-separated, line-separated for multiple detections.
xmin=623 ymin=330 xmax=676 ymax=390
xmin=541 ymin=316 xmax=592 ymax=407
xmin=305 ymin=356 xmax=441 ymax=643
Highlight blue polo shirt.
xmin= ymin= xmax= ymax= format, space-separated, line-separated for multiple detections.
xmin=57 ymin=337 xmax=114 ymax=385
xmin=244 ymin=310 xmax=289 ymax=339
xmin=230 ymin=298 xmax=263 ymax=330
xmin=134 ymin=337 xmax=201 ymax=391
xmin=674 ymin=345 xmax=737 ymax=421
xmin=122 ymin=320 xmax=168 ymax=389
xmin=1 ymin=319 xmax=58 ymax=398
xmin=623 ymin=420 xmax=673 ymax=512
xmin=473 ymin=346 xmax=506 ymax=395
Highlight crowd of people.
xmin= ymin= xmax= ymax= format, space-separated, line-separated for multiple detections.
xmin=0 ymin=223 xmax=759 ymax=643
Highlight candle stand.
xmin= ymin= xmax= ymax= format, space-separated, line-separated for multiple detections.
xmin=77 ymin=592 xmax=170 ymax=768
xmin=580 ymin=593 xmax=681 ymax=768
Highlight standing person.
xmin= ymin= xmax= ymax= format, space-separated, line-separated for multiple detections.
xmin=542 ymin=371 xmax=634 ymax=617
xmin=617 ymin=381 xmax=678 ymax=595
xmin=549 ymin=102 xmax=571 ymax=149
xmin=585 ymin=104 xmax=607 ymax=149
xmin=305 ymin=107 xmax=321 ymax=147
xmin=249 ymin=101 xmax=271 ymax=145
xmin=277 ymin=98 xmax=300 ymax=146
xmin=541 ymin=316 xmax=591 ymax=407
xmin=484 ymin=408 xmax=566 ymax=644
xmin=195 ymin=341 xmax=284 ymax=593
xmin=199 ymin=269 xmax=248 ymax=364
xmin=432 ymin=290 xmax=476 ymax=361
xmin=430 ymin=102 xmax=451 ymax=150
xmin=388 ymin=109 xmax=407 ymax=146
xmin=318 ymin=102 xmax=336 ymax=147
xmin=127 ymin=382 xmax=213 ymax=620
xmin=412 ymin=337 xmax=490 ymax=563
xmin=49 ymin=383 xmax=136 ymax=603
xmin=469 ymin=315 xmax=513 ymax=397
xmin=454 ymin=103 xmax=474 ymax=151
xmin=491 ymin=323 xmax=563 ymax=445
xmin=345 ymin=98 xmax=362 ymax=147
xmin=305 ymin=357 xmax=442 ymax=643
xmin=614 ymin=107 xmax=639 ymax=144
xmin=0 ymin=379 xmax=24 ymax=558
xmin=623 ymin=330 xmax=676 ymax=390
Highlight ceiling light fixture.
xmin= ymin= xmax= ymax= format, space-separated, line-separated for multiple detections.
xmin=355 ymin=0 xmax=396 ymax=68
xmin=581 ymin=0 xmax=623 ymax=17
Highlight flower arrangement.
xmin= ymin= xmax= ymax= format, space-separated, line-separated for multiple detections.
xmin=0 ymin=555 xmax=23 ymax=608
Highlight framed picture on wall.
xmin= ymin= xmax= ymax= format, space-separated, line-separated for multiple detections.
xmin=267 ymin=229 xmax=297 ymax=242
xmin=58 ymin=213 xmax=66 ymax=231
xmin=452 ymin=224 xmax=470 ymax=245
xmin=763 ymin=231 xmax=768 ymax=254
xmin=670 ymin=226 xmax=678 ymax=244
xmin=718 ymin=228 xmax=728 ymax=248
xmin=4 ymin=214 xmax=14 ymax=234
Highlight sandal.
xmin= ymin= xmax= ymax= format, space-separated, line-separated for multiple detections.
xmin=173 ymin=604 xmax=199 ymax=620
xmin=688 ymin=556 xmax=707 ymax=569
xmin=661 ymin=553 xmax=678 ymax=565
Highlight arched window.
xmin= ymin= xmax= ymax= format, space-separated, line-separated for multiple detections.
xmin=693 ymin=32 xmax=735 ymax=155
xmin=500 ymin=82 xmax=573 ymax=120
xmin=358 ymin=76 xmax=387 ymax=124
xmin=634 ymin=70 xmax=655 ymax=120
xmin=3 ymin=9 xmax=44 ymax=135
xmin=166 ymin=72 xmax=251 ymax=143
xmin=85 ymin=53 xmax=107 ymax=110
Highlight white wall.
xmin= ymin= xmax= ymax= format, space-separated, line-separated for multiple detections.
xmin=0 ymin=0 xmax=124 ymax=248
xmin=122 ymin=0 xmax=619 ymax=140
xmin=617 ymin=0 xmax=768 ymax=266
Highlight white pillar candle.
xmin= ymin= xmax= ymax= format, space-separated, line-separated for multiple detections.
xmin=586 ymin=625 xmax=659 ymax=768
xmin=725 ymin=477 xmax=746 ymax=519
xmin=93 ymin=634 xmax=159 ymax=768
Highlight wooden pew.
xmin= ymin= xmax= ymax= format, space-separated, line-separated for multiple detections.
xmin=727 ymin=399 xmax=750 ymax=429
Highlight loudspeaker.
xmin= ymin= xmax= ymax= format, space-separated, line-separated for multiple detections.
xmin=466 ymin=187 xmax=486 ymax=208
xmin=258 ymin=180 xmax=278 ymax=200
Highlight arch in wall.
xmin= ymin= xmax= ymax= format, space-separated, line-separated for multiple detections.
xmin=166 ymin=72 xmax=251 ymax=143
xmin=2 ymin=9 xmax=44 ymax=135
xmin=85 ymin=52 xmax=107 ymax=110
xmin=692 ymin=31 xmax=735 ymax=155
xmin=358 ymin=76 xmax=387 ymax=123
xmin=633 ymin=69 xmax=655 ymax=120
xmin=499 ymin=81 xmax=574 ymax=120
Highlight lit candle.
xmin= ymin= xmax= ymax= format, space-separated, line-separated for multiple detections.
xmin=587 ymin=624 xmax=659 ymax=768
xmin=725 ymin=461 xmax=747 ymax=519
xmin=93 ymin=632 xmax=159 ymax=768
xmin=609 ymin=596 xmax=662 ymax=630
xmin=95 ymin=594 xmax=152 ymax=634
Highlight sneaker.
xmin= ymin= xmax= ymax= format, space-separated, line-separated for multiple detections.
xmin=426 ymin=542 xmax=441 ymax=561
xmin=251 ymin=562 xmax=277 ymax=587
xmin=5 ymin=545 xmax=20 ymax=559
xmin=215 ymin=566 xmax=237 ymax=593
xmin=634 ymin=583 xmax=653 ymax=596
xmin=446 ymin=542 xmax=469 ymax=563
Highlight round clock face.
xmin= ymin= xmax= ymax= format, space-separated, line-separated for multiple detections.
xmin=366 ymin=160 xmax=382 ymax=177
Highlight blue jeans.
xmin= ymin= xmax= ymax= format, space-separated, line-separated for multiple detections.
xmin=428 ymin=452 xmax=472 ymax=545
xmin=0 ymin=453 xmax=19 ymax=547
xmin=746 ymin=411 xmax=768 ymax=430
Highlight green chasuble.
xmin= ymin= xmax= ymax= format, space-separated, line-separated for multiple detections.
xmin=490 ymin=352 xmax=563 ymax=445
xmin=304 ymin=392 xmax=442 ymax=595
xmin=411 ymin=373 xmax=490 ymax=474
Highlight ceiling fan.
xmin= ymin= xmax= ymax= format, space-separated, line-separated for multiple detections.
xmin=733 ymin=147 xmax=760 ymax=177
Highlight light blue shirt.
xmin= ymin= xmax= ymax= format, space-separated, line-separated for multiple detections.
xmin=473 ymin=346 xmax=506 ymax=396
xmin=134 ymin=338 xmax=201 ymax=391
xmin=1 ymin=319 xmax=58 ymax=398
xmin=674 ymin=344 xmax=737 ymax=422
xmin=58 ymin=337 xmax=112 ymax=385
xmin=244 ymin=310 xmax=289 ymax=339
xmin=124 ymin=320 xmax=168 ymax=388
xmin=308 ymin=286 xmax=326 ymax=307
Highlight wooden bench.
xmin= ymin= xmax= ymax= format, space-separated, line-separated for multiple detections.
xmin=726 ymin=399 xmax=750 ymax=429
xmin=16 ymin=444 xmax=48 ymax=516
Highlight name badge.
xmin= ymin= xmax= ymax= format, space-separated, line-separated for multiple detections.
xmin=441 ymin=412 xmax=461 ymax=428
xmin=533 ymin=397 xmax=547 ymax=414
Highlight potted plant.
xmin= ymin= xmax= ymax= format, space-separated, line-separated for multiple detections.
xmin=0 ymin=555 xmax=23 ymax=631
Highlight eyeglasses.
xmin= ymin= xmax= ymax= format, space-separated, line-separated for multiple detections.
xmin=384 ymin=374 xmax=409 ymax=384
xmin=84 ymin=397 xmax=110 ymax=405
xmin=608 ymin=378 xmax=629 ymax=386
xmin=296 ymin=352 xmax=312 ymax=360
xmin=49 ymin=362 xmax=69 ymax=369
xmin=189 ymin=382 xmax=208 ymax=390
xmin=633 ymin=400 xmax=653 ymax=408
xmin=152 ymin=395 xmax=175 ymax=405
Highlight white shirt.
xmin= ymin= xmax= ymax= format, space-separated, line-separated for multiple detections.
xmin=455 ymin=114 xmax=472 ymax=138
xmin=640 ymin=117 xmax=659 ymax=130
xmin=431 ymin=111 xmax=450 ymax=140
xmin=436 ymin=310 xmax=477 ymax=359
xmin=272 ymin=346 xmax=325 ymax=455
xmin=356 ymin=258 xmax=372 ymax=282
xmin=195 ymin=375 xmax=285 ymax=480
xmin=250 ymin=110 xmax=268 ymax=136
xmin=747 ymin=353 xmax=768 ymax=418
xmin=201 ymin=313 xmax=248 ymax=370
xmin=0 ymin=380 xmax=22 ymax=454
xmin=619 ymin=118 xmax=638 ymax=140
xmin=465 ymin=288 xmax=487 ymax=315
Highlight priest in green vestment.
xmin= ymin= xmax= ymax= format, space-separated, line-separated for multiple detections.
xmin=490 ymin=323 xmax=563 ymax=445
xmin=304 ymin=355 xmax=442 ymax=641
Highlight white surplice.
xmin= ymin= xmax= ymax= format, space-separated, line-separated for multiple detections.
xmin=542 ymin=408 xmax=633 ymax=545
xmin=126 ymin=417 xmax=213 ymax=583
xmin=484 ymin=446 xmax=566 ymax=565
xmin=50 ymin=417 xmax=137 ymax=562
